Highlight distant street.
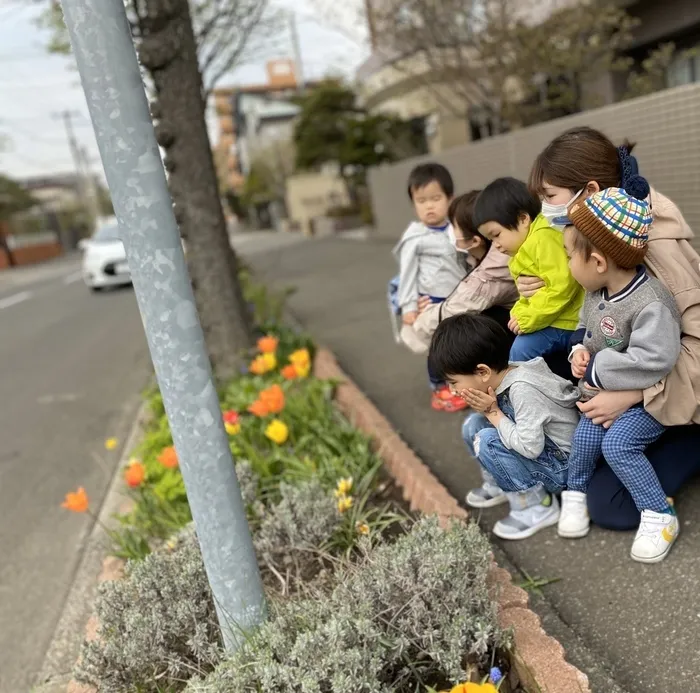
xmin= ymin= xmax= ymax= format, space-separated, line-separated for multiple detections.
xmin=0 ymin=255 xmax=151 ymax=692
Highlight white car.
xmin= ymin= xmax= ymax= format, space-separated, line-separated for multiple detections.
xmin=80 ymin=220 xmax=131 ymax=291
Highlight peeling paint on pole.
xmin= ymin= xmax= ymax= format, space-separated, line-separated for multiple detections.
xmin=59 ymin=0 xmax=266 ymax=649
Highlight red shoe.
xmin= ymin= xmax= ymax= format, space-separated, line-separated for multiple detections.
xmin=443 ymin=393 xmax=469 ymax=412
xmin=431 ymin=387 xmax=468 ymax=412
xmin=431 ymin=386 xmax=452 ymax=411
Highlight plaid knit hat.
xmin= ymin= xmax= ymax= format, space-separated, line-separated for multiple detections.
xmin=568 ymin=187 xmax=653 ymax=269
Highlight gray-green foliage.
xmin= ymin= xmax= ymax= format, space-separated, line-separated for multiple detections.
xmin=254 ymin=480 xmax=341 ymax=578
xmin=73 ymin=478 xmax=342 ymax=692
xmin=74 ymin=526 xmax=221 ymax=693
xmin=187 ymin=518 xmax=508 ymax=693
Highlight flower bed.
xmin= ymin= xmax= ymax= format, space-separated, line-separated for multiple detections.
xmin=63 ymin=313 xmax=527 ymax=691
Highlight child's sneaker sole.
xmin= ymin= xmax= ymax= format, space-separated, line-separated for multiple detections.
xmin=466 ymin=490 xmax=508 ymax=508
xmin=492 ymin=507 xmax=560 ymax=540
xmin=557 ymin=525 xmax=591 ymax=539
xmin=630 ymin=545 xmax=674 ymax=564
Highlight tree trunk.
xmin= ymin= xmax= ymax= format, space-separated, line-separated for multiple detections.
xmin=137 ymin=0 xmax=253 ymax=381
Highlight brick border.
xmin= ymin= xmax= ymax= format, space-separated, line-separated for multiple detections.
xmin=314 ymin=347 xmax=591 ymax=693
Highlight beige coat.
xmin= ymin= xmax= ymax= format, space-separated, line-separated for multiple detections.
xmin=643 ymin=190 xmax=700 ymax=426
xmin=400 ymin=245 xmax=519 ymax=354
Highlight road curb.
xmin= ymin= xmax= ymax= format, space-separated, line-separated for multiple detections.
xmin=34 ymin=400 xmax=147 ymax=693
xmin=314 ymin=347 xmax=591 ymax=693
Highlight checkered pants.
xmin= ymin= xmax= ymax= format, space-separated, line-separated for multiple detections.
xmin=567 ymin=405 xmax=668 ymax=513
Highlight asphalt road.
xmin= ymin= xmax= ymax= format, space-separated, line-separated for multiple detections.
xmin=0 ymin=256 xmax=151 ymax=692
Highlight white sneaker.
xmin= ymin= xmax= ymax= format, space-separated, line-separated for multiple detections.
xmin=558 ymin=490 xmax=590 ymax=538
xmin=631 ymin=510 xmax=679 ymax=564
xmin=466 ymin=482 xmax=508 ymax=508
xmin=493 ymin=493 xmax=560 ymax=540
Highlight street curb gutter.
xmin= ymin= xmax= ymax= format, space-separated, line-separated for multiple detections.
xmin=34 ymin=401 xmax=148 ymax=693
xmin=314 ymin=347 xmax=591 ymax=693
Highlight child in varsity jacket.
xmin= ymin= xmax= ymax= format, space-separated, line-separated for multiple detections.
xmin=558 ymin=182 xmax=681 ymax=564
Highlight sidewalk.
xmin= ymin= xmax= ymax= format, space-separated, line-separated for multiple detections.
xmin=239 ymin=234 xmax=700 ymax=693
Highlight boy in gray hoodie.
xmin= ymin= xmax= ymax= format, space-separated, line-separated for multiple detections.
xmin=429 ymin=313 xmax=580 ymax=540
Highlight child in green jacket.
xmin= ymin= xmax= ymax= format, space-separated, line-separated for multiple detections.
xmin=473 ymin=177 xmax=583 ymax=362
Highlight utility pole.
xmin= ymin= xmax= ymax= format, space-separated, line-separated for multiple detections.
xmin=55 ymin=109 xmax=96 ymax=230
xmin=79 ymin=144 xmax=102 ymax=224
xmin=289 ymin=10 xmax=305 ymax=92
xmin=59 ymin=0 xmax=266 ymax=652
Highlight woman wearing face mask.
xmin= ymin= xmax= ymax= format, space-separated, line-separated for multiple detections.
xmin=524 ymin=125 xmax=700 ymax=531
xmin=401 ymin=190 xmax=519 ymax=355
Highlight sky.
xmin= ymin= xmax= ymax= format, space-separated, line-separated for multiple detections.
xmin=0 ymin=0 xmax=368 ymax=181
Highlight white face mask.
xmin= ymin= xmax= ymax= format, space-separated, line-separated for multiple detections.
xmin=447 ymin=225 xmax=470 ymax=254
xmin=541 ymin=188 xmax=584 ymax=229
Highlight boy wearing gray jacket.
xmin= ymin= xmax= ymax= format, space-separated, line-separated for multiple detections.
xmin=393 ymin=163 xmax=465 ymax=323
xmin=428 ymin=313 xmax=581 ymax=540
xmin=560 ymin=185 xmax=681 ymax=564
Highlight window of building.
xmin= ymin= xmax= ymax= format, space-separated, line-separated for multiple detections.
xmin=666 ymin=45 xmax=700 ymax=88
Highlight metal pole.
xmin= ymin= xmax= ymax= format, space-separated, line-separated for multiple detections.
xmin=59 ymin=0 xmax=266 ymax=650
xmin=289 ymin=11 xmax=305 ymax=91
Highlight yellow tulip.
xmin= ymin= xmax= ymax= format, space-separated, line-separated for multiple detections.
xmin=261 ymin=352 xmax=277 ymax=371
xmin=335 ymin=477 xmax=353 ymax=497
xmin=337 ymin=495 xmax=353 ymax=513
xmin=265 ymin=419 xmax=289 ymax=445
xmin=225 ymin=422 xmax=241 ymax=435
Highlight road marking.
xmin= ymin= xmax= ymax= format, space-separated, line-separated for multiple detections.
xmin=0 ymin=290 xmax=32 ymax=310
xmin=63 ymin=270 xmax=84 ymax=285
xmin=37 ymin=393 xmax=84 ymax=404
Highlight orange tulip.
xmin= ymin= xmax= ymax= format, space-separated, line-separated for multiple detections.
xmin=257 ymin=335 xmax=279 ymax=353
xmin=281 ymin=364 xmax=298 ymax=380
xmin=259 ymin=384 xmax=285 ymax=413
xmin=248 ymin=398 xmax=270 ymax=417
xmin=124 ymin=460 xmax=146 ymax=488
xmin=249 ymin=356 xmax=267 ymax=375
xmin=158 ymin=446 xmax=179 ymax=469
xmin=62 ymin=486 xmax=89 ymax=513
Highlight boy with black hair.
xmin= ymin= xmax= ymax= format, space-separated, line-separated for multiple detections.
xmin=429 ymin=313 xmax=580 ymax=539
xmin=474 ymin=177 xmax=583 ymax=363
xmin=392 ymin=162 xmax=467 ymax=411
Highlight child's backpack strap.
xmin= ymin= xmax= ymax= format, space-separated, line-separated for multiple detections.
xmin=387 ymin=275 xmax=402 ymax=343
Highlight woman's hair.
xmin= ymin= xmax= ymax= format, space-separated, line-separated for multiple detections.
xmin=447 ymin=190 xmax=492 ymax=248
xmin=428 ymin=313 xmax=511 ymax=381
xmin=473 ymin=177 xmax=541 ymax=230
xmin=529 ymin=126 xmax=635 ymax=196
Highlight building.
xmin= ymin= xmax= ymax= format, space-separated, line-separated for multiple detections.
xmin=212 ymin=59 xmax=306 ymax=194
xmin=357 ymin=0 xmax=700 ymax=153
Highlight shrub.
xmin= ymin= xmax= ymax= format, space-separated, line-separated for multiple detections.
xmin=75 ymin=527 xmax=221 ymax=693
xmin=254 ymin=480 xmax=341 ymax=586
xmin=186 ymin=518 xmax=509 ymax=693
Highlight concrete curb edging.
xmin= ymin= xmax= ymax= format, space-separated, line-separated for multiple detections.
xmin=313 ymin=347 xmax=591 ymax=693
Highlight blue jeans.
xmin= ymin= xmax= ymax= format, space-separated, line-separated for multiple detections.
xmin=587 ymin=424 xmax=700 ymax=529
xmin=509 ymin=327 xmax=573 ymax=362
xmin=568 ymin=406 xmax=668 ymax=513
xmin=462 ymin=394 xmax=569 ymax=494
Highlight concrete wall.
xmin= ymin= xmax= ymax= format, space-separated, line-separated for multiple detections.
xmin=0 ymin=231 xmax=63 ymax=270
xmin=286 ymin=172 xmax=350 ymax=236
xmin=368 ymin=83 xmax=700 ymax=243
